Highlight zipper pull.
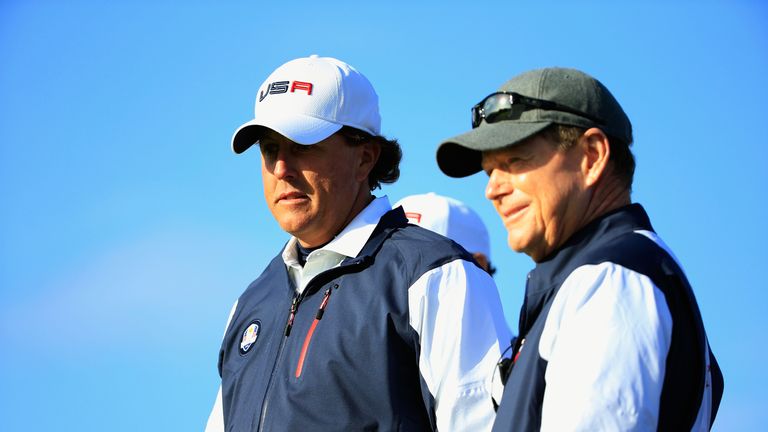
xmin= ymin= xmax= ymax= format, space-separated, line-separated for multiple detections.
xmin=513 ymin=338 xmax=526 ymax=363
xmin=284 ymin=295 xmax=299 ymax=337
xmin=315 ymin=288 xmax=333 ymax=320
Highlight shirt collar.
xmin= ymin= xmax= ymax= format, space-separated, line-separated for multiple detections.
xmin=281 ymin=195 xmax=392 ymax=265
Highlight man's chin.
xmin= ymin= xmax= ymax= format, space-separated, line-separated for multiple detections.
xmin=506 ymin=235 xmax=539 ymax=260
xmin=276 ymin=218 xmax=313 ymax=238
xmin=506 ymin=233 xmax=527 ymax=254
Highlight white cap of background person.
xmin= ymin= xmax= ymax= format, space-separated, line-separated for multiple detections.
xmin=231 ymin=54 xmax=381 ymax=153
xmin=394 ymin=192 xmax=494 ymax=274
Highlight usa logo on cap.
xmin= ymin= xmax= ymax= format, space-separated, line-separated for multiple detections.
xmin=239 ymin=320 xmax=261 ymax=355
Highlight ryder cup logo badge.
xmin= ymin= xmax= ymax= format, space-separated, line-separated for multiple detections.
xmin=239 ymin=320 xmax=261 ymax=355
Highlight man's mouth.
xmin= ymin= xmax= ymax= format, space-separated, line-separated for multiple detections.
xmin=501 ymin=204 xmax=528 ymax=224
xmin=276 ymin=191 xmax=309 ymax=203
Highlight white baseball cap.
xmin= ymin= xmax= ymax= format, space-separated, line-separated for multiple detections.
xmin=231 ymin=55 xmax=381 ymax=154
xmin=394 ymin=192 xmax=491 ymax=259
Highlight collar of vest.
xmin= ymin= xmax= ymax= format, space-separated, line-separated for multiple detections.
xmin=536 ymin=203 xmax=653 ymax=274
xmin=276 ymin=206 xmax=409 ymax=298
xmin=517 ymin=203 xmax=655 ymax=347
xmin=522 ymin=204 xmax=653 ymax=310
xmin=340 ymin=206 xmax=409 ymax=266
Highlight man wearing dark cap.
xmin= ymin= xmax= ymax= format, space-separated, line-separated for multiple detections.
xmin=206 ymin=55 xmax=511 ymax=431
xmin=436 ymin=67 xmax=724 ymax=431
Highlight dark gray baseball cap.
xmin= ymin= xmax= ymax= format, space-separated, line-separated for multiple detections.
xmin=436 ymin=67 xmax=633 ymax=178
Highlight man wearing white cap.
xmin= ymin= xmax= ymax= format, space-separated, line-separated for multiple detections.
xmin=395 ymin=193 xmax=495 ymax=275
xmin=206 ymin=56 xmax=511 ymax=431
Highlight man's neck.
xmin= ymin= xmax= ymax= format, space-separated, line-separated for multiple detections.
xmin=582 ymin=176 xmax=631 ymax=229
xmin=297 ymin=191 xmax=375 ymax=248
xmin=533 ymin=178 xmax=631 ymax=263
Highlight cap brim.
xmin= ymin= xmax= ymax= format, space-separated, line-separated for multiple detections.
xmin=231 ymin=113 xmax=344 ymax=154
xmin=436 ymin=121 xmax=553 ymax=177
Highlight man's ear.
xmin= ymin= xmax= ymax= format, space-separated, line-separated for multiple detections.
xmin=581 ymin=128 xmax=611 ymax=187
xmin=356 ymin=141 xmax=381 ymax=183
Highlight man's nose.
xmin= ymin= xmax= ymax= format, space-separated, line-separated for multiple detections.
xmin=272 ymin=151 xmax=296 ymax=180
xmin=485 ymin=169 xmax=507 ymax=201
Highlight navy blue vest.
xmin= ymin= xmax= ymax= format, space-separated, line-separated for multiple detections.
xmin=492 ymin=204 xmax=723 ymax=431
xmin=219 ymin=208 xmax=473 ymax=431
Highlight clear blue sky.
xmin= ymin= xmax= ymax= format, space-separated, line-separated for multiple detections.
xmin=1 ymin=1 xmax=766 ymax=430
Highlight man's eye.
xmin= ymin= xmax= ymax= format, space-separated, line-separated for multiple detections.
xmin=504 ymin=156 xmax=529 ymax=169
xmin=260 ymin=142 xmax=278 ymax=157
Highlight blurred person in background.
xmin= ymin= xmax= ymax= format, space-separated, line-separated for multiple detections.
xmin=395 ymin=192 xmax=496 ymax=275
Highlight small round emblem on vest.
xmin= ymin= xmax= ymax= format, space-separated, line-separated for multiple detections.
xmin=239 ymin=320 xmax=261 ymax=355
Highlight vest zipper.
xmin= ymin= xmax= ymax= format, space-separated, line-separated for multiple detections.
xmin=513 ymin=274 xmax=532 ymax=364
xmin=284 ymin=295 xmax=299 ymax=336
xmin=257 ymin=291 xmax=297 ymax=431
xmin=257 ymin=284 xmax=332 ymax=430
xmin=257 ymin=260 xmax=363 ymax=431
xmin=295 ymin=287 xmax=333 ymax=378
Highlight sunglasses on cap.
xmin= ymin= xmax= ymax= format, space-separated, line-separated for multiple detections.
xmin=471 ymin=92 xmax=604 ymax=129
